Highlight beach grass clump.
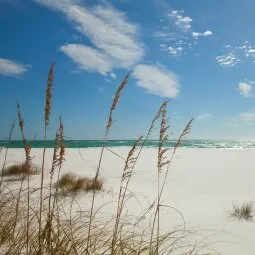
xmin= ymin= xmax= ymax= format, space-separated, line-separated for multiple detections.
xmin=56 ymin=173 xmax=103 ymax=195
xmin=0 ymin=222 xmax=13 ymax=245
xmin=1 ymin=163 xmax=39 ymax=177
xmin=230 ymin=202 xmax=254 ymax=221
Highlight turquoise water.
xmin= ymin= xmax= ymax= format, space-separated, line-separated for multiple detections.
xmin=1 ymin=140 xmax=255 ymax=149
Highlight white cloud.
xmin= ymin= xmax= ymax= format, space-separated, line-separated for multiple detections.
xmin=154 ymin=31 xmax=176 ymax=38
xmin=192 ymin=30 xmax=212 ymax=38
xmin=204 ymin=30 xmax=213 ymax=36
xmin=238 ymin=82 xmax=253 ymax=98
xmin=33 ymin=0 xmax=144 ymax=74
xmin=197 ymin=113 xmax=213 ymax=120
xmin=248 ymin=49 xmax=255 ymax=53
xmin=168 ymin=46 xmax=183 ymax=56
xmin=60 ymin=44 xmax=113 ymax=75
xmin=157 ymin=10 xmax=212 ymax=58
xmin=0 ymin=58 xmax=29 ymax=77
xmin=217 ymin=42 xmax=255 ymax=68
xmin=110 ymin=73 xmax=116 ymax=79
xmin=216 ymin=52 xmax=239 ymax=67
xmin=225 ymin=109 xmax=255 ymax=126
xmin=169 ymin=10 xmax=192 ymax=31
xmin=239 ymin=111 xmax=255 ymax=123
xmin=160 ymin=41 xmax=187 ymax=58
xmin=134 ymin=64 xmax=180 ymax=98
xmin=192 ymin=32 xmax=200 ymax=38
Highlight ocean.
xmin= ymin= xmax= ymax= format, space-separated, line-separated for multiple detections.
xmin=1 ymin=140 xmax=255 ymax=149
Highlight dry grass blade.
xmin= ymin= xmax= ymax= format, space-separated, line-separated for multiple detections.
xmin=150 ymin=117 xmax=193 ymax=254
xmin=132 ymin=100 xmax=170 ymax=175
xmin=47 ymin=122 xmax=61 ymax=248
xmin=111 ymin=136 xmax=143 ymax=254
xmin=86 ymin=72 xmax=131 ymax=254
xmin=122 ymin=136 xmax=143 ymax=181
xmin=150 ymin=100 xmax=169 ymax=136
xmin=44 ymin=62 xmax=55 ymax=126
xmin=106 ymin=71 xmax=131 ymax=132
xmin=17 ymin=101 xmax=32 ymax=169
xmin=47 ymin=116 xmax=66 ymax=251
xmin=59 ymin=116 xmax=65 ymax=166
xmin=151 ymin=118 xmax=194 ymax=251
xmin=54 ymin=117 xmax=66 ymax=188
xmin=150 ymin=101 xmax=170 ymax=254
xmin=51 ymin=116 xmax=65 ymax=176
xmin=174 ymin=118 xmax=194 ymax=153
xmin=159 ymin=118 xmax=194 ymax=201
xmin=39 ymin=62 xmax=55 ymax=253
xmin=51 ymin=129 xmax=60 ymax=176
xmin=17 ymin=101 xmax=24 ymax=131
xmin=157 ymin=101 xmax=170 ymax=172
xmin=12 ymin=101 xmax=33 ymax=251
xmin=0 ymin=121 xmax=15 ymax=188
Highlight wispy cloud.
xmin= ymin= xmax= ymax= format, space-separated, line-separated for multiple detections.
xmin=33 ymin=0 xmax=144 ymax=75
xmin=60 ymin=44 xmax=113 ymax=75
xmin=216 ymin=41 xmax=255 ymax=67
xmin=0 ymin=58 xmax=30 ymax=77
xmin=156 ymin=9 xmax=213 ymax=58
xmin=216 ymin=52 xmax=239 ymax=67
xmin=239 ymin=110 xmax=255 ymax=123
xmin=192 ymin=30 xmax=212 ymax=38
xmin=238 ymin=42 xmax=255 ymax=59
xmin=225 ymin=109 xmax=255 ymax=126
xmin=168 ymin=46 xmax=183 ymax=56
xmin=160 ymin=45 xmax=183 ymax=57
xmin=168 ymin=10 xmax=192 ymax=31
xmin=110 ymin=73 xmax=116 ymax=79
xmin=238 ymin=81 xmax=253 ymax=98
xmin=223 ymin=109 xmax=255 ymax=126
xmin=134 ymin=64 xmax=180 ymax=98
xmin=197 ymin=113 xmax=213 ymax=120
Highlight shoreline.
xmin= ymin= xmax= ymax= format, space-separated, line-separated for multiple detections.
xmin=2 ymin=146 xmax=255 ymax=150
xmin=2 ymin=139 xmax=255 ymax=149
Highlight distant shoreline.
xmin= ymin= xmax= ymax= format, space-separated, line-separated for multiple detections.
xmin=1 ymin=139 xmax=255 ymax=149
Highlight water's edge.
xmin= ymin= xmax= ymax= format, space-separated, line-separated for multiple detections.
xmin=1 ymin=140 xmax=255 ymax=149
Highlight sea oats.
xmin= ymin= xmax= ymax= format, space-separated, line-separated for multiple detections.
xmin=44 ymin=62 xmax=55 ymax=126
xmin=106 ymin=72 xmax=131 ymax=133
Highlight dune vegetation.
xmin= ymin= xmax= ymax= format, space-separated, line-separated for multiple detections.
xmin=0 ymin=63 xmax=223 ymax=255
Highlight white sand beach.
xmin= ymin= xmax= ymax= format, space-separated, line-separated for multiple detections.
xmin=1 ymin=148 xmax=255 ymax=255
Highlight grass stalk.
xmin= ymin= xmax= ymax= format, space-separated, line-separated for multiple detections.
xmin=39 ymin=62 xmax=55 ymax=253
xmin=50 ymin=117 xmax=65 ymax=252
xmin=150 ymin=118 xmax=193 ymax=254
xmin=111 ymin=136 xmax=143 ymax=254
xmin=148 ymin=101 xmax=169 ymax=254
xmin=15 ymin=101 xmax=32 ymax=253
xmin=86 ymin=72 xmax=131 ymax=253
xmin=46 ymin=122 xmax=60 ymax=251
xmin=0 ymin=121 xmax=15 ymax=189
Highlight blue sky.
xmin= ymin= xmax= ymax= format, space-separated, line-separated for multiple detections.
xmin=1 ymin=0 xmax=255 ymax=140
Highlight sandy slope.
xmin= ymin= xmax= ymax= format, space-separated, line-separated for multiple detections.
xmin=1 ymin=148 xmax=255 ymax=254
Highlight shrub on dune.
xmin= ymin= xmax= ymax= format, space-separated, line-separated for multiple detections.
xmin=2 ymin=163 xmax=39 ymax=177
xmin=230 ymin=202 xmax=254 ymax=221
xmin=56 ymin=173 xmax=103 ymax=195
